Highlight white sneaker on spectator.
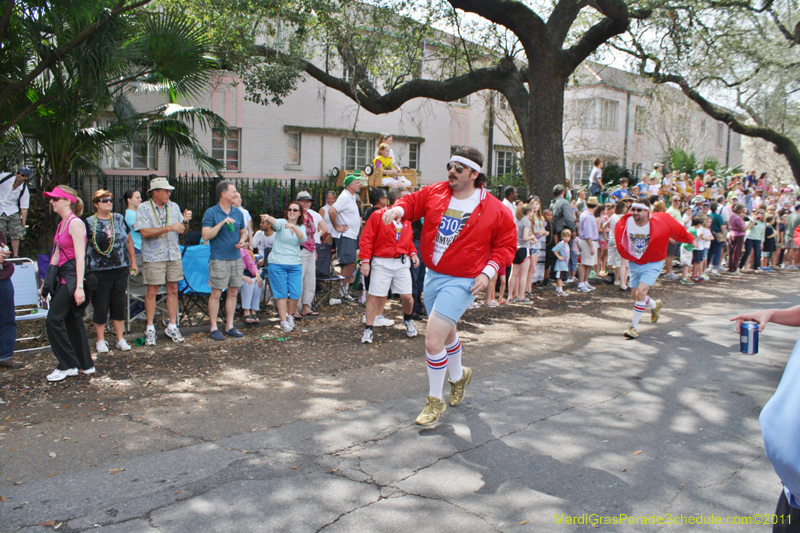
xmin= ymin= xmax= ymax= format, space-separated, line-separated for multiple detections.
xmin=116 ymin=339 xmax=132 ymax=351
xmin=95 ymin=340 xmax=109 ymax=354
xmin=145 ymin=328 xmax=157 ymax=346
xmin=467 ymin=302 xmax=480 ymax=309
xmin=280 ymin=321 xmax=293 ymax=332
xmin=361 ymin=329 xmax=373 ymax=344
xmin=287 ymin=315 xmax=295 ymax=329
xmin=585 ymin=283 xmax=596 ymax=291
xmin=556 ymin=290 xmax=568 ymax=297
xmin=663 ymin=273 xmax=681 ymax=281
xmin=46 ymin=368 xmax=78 ymax=381
xmin=788 ymin=265 xmax=799 ymax=270
xmin=404 ymin=320 xmax=418 ymax=337
xmin=566 ymin=277 xmax=578 ymax=283
xmin=164 ymin=326 xmax=184 ymax=343
xmin=374 ymin=315 xmax=395 ymax=327
xmin=576 ymin=285 xmax=591 ymax=293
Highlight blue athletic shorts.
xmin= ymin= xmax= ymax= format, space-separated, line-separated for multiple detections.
xmin=628 ymin=260 xmax=664 ymax=288
xmin=423 ymin=270 xmax=476 ymax=325
xmin=268 ymin=263 xmax=302 ymax=300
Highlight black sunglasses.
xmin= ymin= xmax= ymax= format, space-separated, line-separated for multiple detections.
xmin=446 ymin=162 xmax=467 ymax=173
xmin=629 ymin=207 xmax=647 ymax=213
xmin=287 ymin=208 xmax=301 ymax=212
xmin=98 ymin=198 xmax=113 ymax=204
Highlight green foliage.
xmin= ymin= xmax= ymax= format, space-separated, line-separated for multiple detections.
xmin=668 ymin=148 xmax=698 ymax=175
xmin=600 ymin=163 xmax=631 ymax=189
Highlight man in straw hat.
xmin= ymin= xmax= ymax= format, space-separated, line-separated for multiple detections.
xmin=383 ymin=147 xmax=516 ymax=426
xmin=134 ymin=175 xmax=192 ymax=346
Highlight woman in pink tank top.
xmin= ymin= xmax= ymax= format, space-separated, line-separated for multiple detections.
xmin=42 ymin=185 xmax=94 ymax=382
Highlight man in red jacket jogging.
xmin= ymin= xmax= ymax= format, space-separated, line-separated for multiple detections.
xmin=615 ymin=198 xmax=695 ymax=339
xmin=383 ymin=147 xmax=516 ymax=426
xmin=359 ymin=187 xmax=420 ymax=344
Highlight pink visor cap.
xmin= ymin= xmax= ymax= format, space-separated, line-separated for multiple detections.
xmin=43 ymin=186 xmax=78 ymax=204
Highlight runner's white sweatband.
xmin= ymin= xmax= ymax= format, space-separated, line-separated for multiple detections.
xmin=450 ymin=155 xmax=482 ymax=172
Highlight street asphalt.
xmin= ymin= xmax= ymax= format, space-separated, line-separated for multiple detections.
xmin=1 ymin=277 xmax=797 ymax=532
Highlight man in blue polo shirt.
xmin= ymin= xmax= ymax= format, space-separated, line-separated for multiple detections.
xmin=202 ymin=180 xmax=248 ymax=340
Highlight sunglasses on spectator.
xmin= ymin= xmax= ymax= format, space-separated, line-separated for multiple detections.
xmin=629 ymin=208 xmax=647 ymax=213
xmin=446 ymin=162 xmax=467 ymax=173
xmin=98 ymin=198 xmax=113 ymax=203
xmin=287 ymin=208 xmax=301 ymax=212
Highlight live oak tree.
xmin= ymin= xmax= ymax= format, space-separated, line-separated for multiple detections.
xmin=165 ymin=0 xmax=647 ymax=197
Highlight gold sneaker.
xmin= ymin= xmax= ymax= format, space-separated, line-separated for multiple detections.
xmin=650 ymin=299 xmax=663 ymax=323
xmin=624 ymin=325 xmax=639 ymax=339
xmin=448 ymin=366 xmax=473 ymax=406
xmin=415 ymin=395 xmax=447 ymax=426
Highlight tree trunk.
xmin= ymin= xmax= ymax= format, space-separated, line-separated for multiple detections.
xmin=519 ymin=71 xmax=566 ymax=200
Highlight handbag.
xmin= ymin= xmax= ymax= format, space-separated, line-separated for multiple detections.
xmin=714 ymin=232 xmax=726 ymax=243
xmin=41 ymin=264 xmax=59 ymax=298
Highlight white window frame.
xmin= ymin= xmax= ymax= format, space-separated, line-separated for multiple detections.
xmin=341 ymin=137 xmax=374 ymax=169
xmin=631 ymin=163 xmax=643 ymax=182
xmin=103 ymin=136 xmax=157 ymax=170
xmin=212 ymin=128 xmax=241 ymax=172
xmin=731 ymin=132 xmax=741 ymax=150
xmin=495 ymin=150 xmax=517 ymax=177
xmin=599 ymin=99 xmax=618 ymax=131
xmin=287 ymin=132 xmax=301 ymax=165
xmin=408 ymin=142 xmax=419 ymax=170
xmin=571 ymin=99 xmax=596 ymax=128
xmin=634 ymin=106 xmax=646 ymax=134
xmin=571 ymin=159 xmax=593 ymax=185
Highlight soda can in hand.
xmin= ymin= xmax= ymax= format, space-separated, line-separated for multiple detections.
xmin=740 ymin=321 xmax=759 ymax=354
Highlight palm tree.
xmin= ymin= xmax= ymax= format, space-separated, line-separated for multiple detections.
xmin=2 ymin=8 xmax=228 ymax=252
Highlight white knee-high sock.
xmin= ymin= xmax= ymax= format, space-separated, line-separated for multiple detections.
xmin=645 ymin=295 xmax=657 ymax=309
xmin=446 ymin=336 xmax=463 ymax=382
xmin=631 ymin=301 xmax=646 ymax=328
xmin=426 ymin=349 xmax=448 ymax=400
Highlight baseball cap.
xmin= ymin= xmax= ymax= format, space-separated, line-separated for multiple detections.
xmin=344 ymin=174 xmax=361 ymax=187
xmin=296 ymin=191 xmax=312 ymax=201
xmin=16 ymin=166 xmax=31 ymax=177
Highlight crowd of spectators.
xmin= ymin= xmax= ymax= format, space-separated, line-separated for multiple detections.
xmin=1 ymin=160 xmax=799 ymax=381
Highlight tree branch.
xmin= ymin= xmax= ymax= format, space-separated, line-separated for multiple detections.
xmin=299 ymin=53 xmax=521 ymax=115
xmin=650 ymin=70 xmax=800 ymax=185
xmin=563 ymin=0 xmax=629 ymax=72
xmin=446 ymin=0 xmax=550 ymax=63
xmin=546 ymin=0 xmax=590 ymax=48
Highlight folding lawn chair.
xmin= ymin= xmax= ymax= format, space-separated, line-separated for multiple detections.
xmin=10 ymin=257 xmax=50 ymax=353
xmin=312 ymin=243 xmax=345 ymax=310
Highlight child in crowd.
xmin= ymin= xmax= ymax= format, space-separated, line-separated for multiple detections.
xmin=741 ymin=209 xmax=765 ymax=272
xmin=697 ymin=215 xmax=714 ymax=279
xmin=374 ymin=143 xmax=411 ymax=187
xmin=552 ymin=229 xmax=572 ymax=296
xmin=689 ymin=216 xmax=706 ymax=282
xmin=761 ymin=215 xmax=777 ymax=272
xmin=542 ymin=209 xmax=555 ymax=286
xmin=680 ymin=216 xmax=701 ymax=283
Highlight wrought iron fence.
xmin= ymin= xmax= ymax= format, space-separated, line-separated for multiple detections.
xmin=26 ymin=174 xmax=343 ymax=254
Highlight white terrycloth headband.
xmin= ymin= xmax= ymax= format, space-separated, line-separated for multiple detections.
xmin=631 ymin=203 xmax=649 ymax=211
xmin=449 ymin=155 xmax=482 ymax=172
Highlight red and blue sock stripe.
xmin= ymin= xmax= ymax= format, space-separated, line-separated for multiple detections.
xmin=427 ymin=353 xmax=448 ymax=370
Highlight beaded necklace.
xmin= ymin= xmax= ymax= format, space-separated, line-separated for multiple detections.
xmin=149 ymin=199 xmax=169 ymax=238
xmin=92 ymin=214 xmax=115 ymax=256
